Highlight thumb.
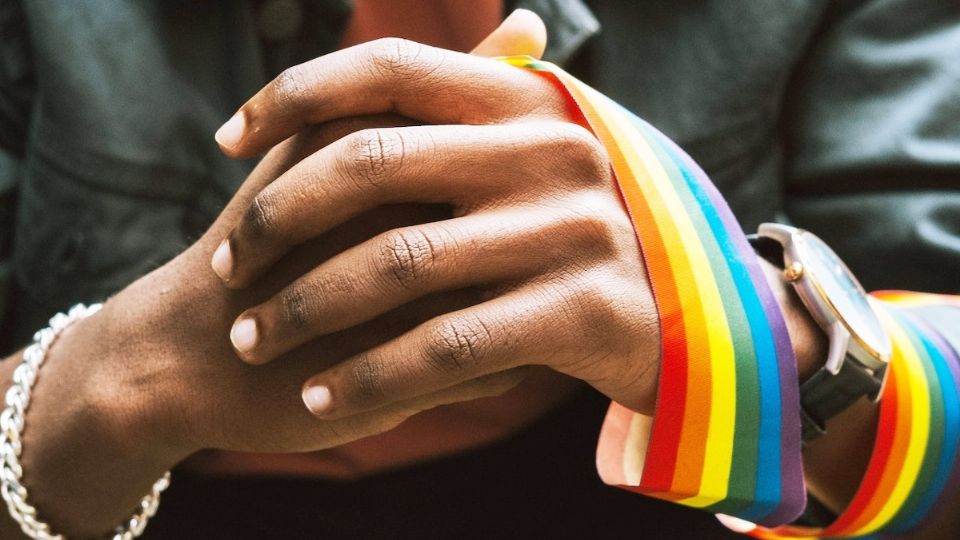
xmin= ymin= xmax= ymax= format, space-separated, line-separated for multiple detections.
xmin=471 ymin=9 xmax=547 ymax=59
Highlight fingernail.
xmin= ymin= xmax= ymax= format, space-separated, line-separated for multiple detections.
xmin=230 ymin=316 xmax=259 ymax=354
xmin=215 ymin=111 xmax=245 ymax=149
xmin=211 ymin=240 xmax=234 ymax=281
xmin=302 ymin=385 xmax=332 ymax=415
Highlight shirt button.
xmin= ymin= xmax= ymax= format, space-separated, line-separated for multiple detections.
xmin=257 ymin=0 xmax=304 ymax=42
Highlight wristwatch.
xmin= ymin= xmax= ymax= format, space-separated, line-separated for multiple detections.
xmin=749 ymin=223 xmax=892 ymax=441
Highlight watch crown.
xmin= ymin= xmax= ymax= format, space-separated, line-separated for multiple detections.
xmin=784 ymin=261 xmax=804 ymax=281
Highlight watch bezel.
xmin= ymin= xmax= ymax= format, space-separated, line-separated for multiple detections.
xmin=757 ymin=223 xmax=892 ymax=374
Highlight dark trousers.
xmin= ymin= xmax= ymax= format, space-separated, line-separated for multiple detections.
xmin=144 ymin=390 xmax=741 ymax=539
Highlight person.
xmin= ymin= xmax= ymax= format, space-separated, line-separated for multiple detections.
xmin=0 ymin=1 xmax=957 ymax=538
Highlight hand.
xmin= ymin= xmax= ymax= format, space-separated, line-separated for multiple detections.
xmin=0 ymin=14 xmax=546 ymax=537
xmin=1 ymin=115 xmax=531 ymax=540
xmin=208 ymin=20 xmax=895 ymax=535
xmin=211 ymin=19 xmax=663 ymax=419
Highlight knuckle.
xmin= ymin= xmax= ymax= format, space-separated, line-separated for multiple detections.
xmin=580 ymin=273 xmax=635 ymax=335
xmin=271 ymin=66 xmax=314 ymax=110
xmin=368 ymin=37 xmax=429 ymax=81
xmin=351 ymin=355 xmax=387 ymax=400
xmin=243 ymin=192 xmax=277 ymax=239
xmin=275 ymin=271 xmax=357 ymax=331
xmin=535 ymin=200 xmax=625 ymax=266
xmin=422 ymin=315 xmax=492 ymax=373
xmin=547 ymin=271 xmax=620 ymax=336
xmin=562 ymin=192 xmax=633 ymax=253
xmin=343 ymin=128 xmax=406 ymax=189
xmin=376 ymin=228 xmax=439 ymax=290
xmin=548 ymin=124 xmax=611 ymax=186
xmin=278 ymin=284 xmax=316 ymax=330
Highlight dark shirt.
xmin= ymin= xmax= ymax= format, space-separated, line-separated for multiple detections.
xmin=3 ymin=0 xmax=960 ymax=347
xmin=0 ymin=0 xmax=958 ymax=537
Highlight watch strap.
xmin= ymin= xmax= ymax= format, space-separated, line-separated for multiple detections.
xmin=799 ymin=359 xmax=883 ymax=440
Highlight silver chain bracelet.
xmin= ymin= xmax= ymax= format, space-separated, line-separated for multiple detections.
xmin=0 ymin=303 xmax=171 ymax=540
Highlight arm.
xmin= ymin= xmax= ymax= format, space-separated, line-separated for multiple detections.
xmin=0 ymin=17 xmax=554 ymax=537
xmin=0 ymin=118 xmax=523 ymax=539
xmin=205 ymin=7 xmax=958 ymax=537
xmin=202 ymin=24 xmax=862 ymax=524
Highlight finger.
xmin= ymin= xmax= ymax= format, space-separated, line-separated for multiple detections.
xmin=297 ymin=281 xmax=594 ymax=419
xmin=470 ymin=9 xmax=547 ymax=58
xmin=299 ymin=367 xmax=530 ymax=452
xmin=213 ymin=38 xmax=566 ymax=158
xmin=213 ymin=122 xmax=608 ymax=287
xmin=206 ymin=113 xmax=413 ymax=241
xmin=274 ymin=113 xmax=416 ymax=171
xmin=386 ymin=366 xmax=530 ymax=416
xmin=229 ymin=202 xmax=616 ymax=364
xmin=256 ymin=354 xmax=528 ymax=453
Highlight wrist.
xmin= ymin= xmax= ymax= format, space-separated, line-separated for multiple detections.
xmin=758 ymin=256 xmax=829 ymax=381
xmin=75 ymin=296 xmax=195 ymax=460
xmin=7 ymin=296 xmax=190 ymax=536
xmin=758 ymin=255 xmax=880 ymax=510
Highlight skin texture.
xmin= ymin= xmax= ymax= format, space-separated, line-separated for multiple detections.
xmin=0 ymin=116 xmax=531 ymax=538
xmin=0 ymin=10 xmax=952 ymax=539
xmin=0 ymin=18 xmax=541 ymax=536
xmin=211 ymin=37 xmax=662 ymax=420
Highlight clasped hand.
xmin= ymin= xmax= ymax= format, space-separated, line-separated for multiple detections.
xmin=211 ymin=35 xmax=661 ymax=423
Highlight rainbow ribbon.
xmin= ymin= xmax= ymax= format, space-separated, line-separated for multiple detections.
xmin=740 ymin=293 xmax=960 ymax=538
xmin=501 ymin=56 xmax=960 ymax=537
xmin=499 ymin=57 xmax=805 ymax=525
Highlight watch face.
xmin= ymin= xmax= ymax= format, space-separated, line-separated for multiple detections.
xmin=795 ymin=232 xmax=892 ymax=361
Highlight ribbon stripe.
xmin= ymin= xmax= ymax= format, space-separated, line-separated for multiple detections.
xmin=751 ymin=295 xmax=960 ymax=538
xmin=499 ymin=56 xmax=805 ymax=526
xmin=498 ymin=57 xmax=960 ymax=538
